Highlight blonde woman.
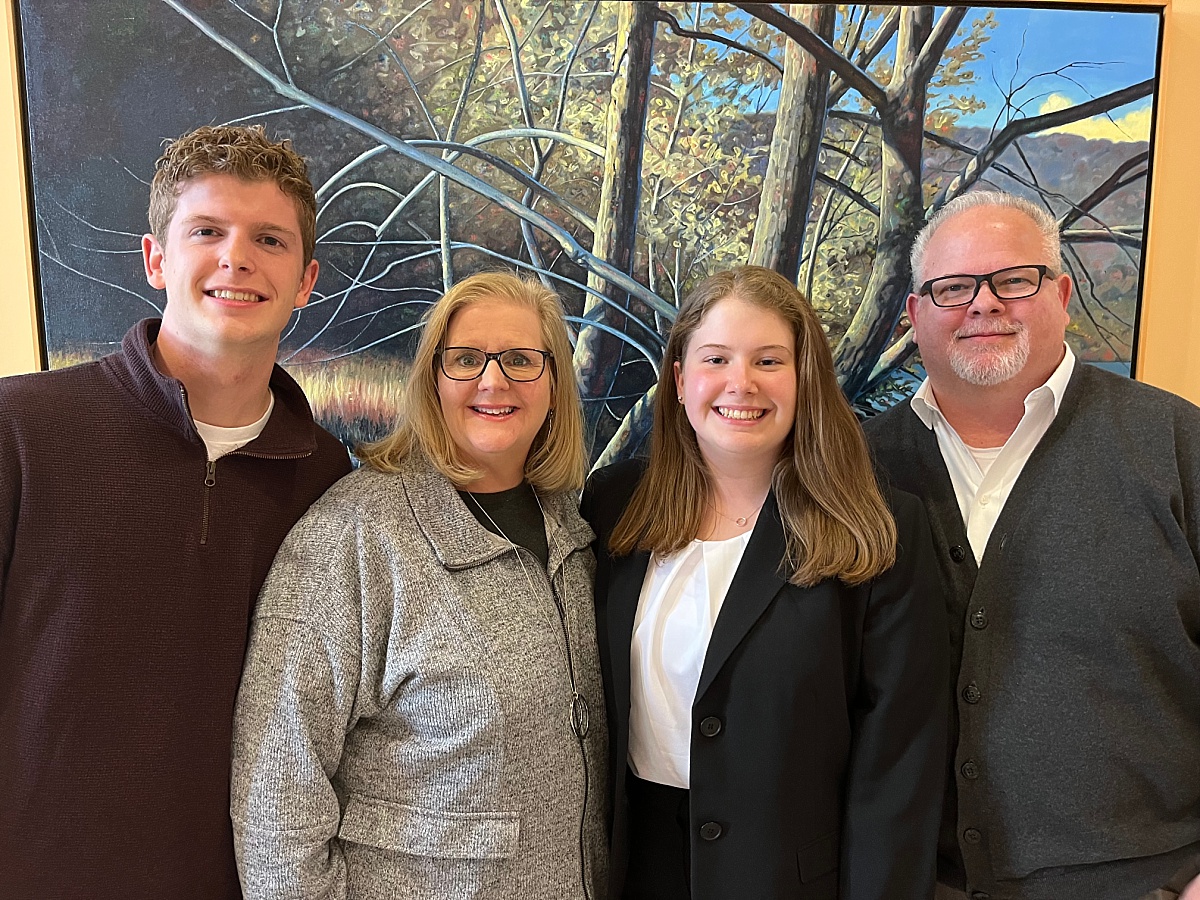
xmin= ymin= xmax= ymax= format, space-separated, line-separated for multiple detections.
xmin=583 ymin=267 xmax=947 ymax=899
xmin=231 ymin=272 xmax=607 ymax=899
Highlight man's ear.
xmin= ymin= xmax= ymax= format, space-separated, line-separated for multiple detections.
xmin=294 ymin=259 xmax=319 ymax=310
xmin=1052 ymin=271 xmax=1073 ymax=315
xmin=905 ymin=292 xmax=923 ymax=344
xmin=142 ymin=234 xmax=166 ymax=290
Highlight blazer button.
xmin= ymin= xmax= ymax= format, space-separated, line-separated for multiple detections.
xmin=950 ymin=545 xmax=967 ymax=562
xmin=699 ymin=821 xmax=723 ymax=841
xmin=699 ymin=716 xmax=722 ymax=737
xmin=963 ymin=827 xmax=982 ymax=844
xmin=962 ymin=682 xmax=982 ymax=704
xmin=960 ymin=760 xmax=980 ymax=780
xmin=971 ymin=893 xmax=990 ymax=900
xmin=970 ymin=609 xmax=988 ymax=630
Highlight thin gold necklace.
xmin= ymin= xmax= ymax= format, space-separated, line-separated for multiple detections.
xmin=706 ymin=497 xmax=765 ymax=528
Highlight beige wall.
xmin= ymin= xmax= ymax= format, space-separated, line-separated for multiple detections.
xmin=0 ymin=0 xmax=38 ymax=377
xmin=1 ymin=0 xmax=1198 ymax=398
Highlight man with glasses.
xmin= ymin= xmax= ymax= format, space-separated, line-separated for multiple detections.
xmin=866 ymin=191 xmax=1200 ymax=900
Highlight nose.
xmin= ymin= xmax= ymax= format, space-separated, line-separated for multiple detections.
xmin=726 ymin=360 xmax=757 ymax=393
xmin=967 ymin=279 xmax=1005 ymax=315
xmin=219 ymin=234 xmax=255 ymax=272
xmin=476 ymin=357 xmax=510 ymax=390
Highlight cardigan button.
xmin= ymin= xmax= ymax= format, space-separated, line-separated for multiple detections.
xmin=699 ymin=821 xmax=723 ymax=841
xmin=970 ymin=609 xmax=988 ymax=630
xmin=950 ymin=545 xmax=967 ymax=563
xmin=699 ymin=716 xmax=722 ymax=737
xmin=963 ymin=827 xmax=982 ymax=844
xmin=962 ymin=682 xmax=982 ymax=704
xmin=961 ymin=760 xmax=980 ymax=780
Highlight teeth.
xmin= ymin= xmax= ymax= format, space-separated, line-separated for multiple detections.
xmin=210 ymin=290 xmax=262 ymax=302
xmin=473 ymin=407 xmax=515 ymax=416
xmin=717 ymin=407 xmax=765 ymax=420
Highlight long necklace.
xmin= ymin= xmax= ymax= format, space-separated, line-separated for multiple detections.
xmin=465 ymin=491 xmax=591 ymax=740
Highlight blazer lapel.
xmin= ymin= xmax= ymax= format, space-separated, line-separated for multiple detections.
xmin=695 ymin=493 xmax=789 ymax=701
xmin=607 ymin=549 xmax=651 ymax=728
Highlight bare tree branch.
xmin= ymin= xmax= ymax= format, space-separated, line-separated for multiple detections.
xmin=733 ymin=2 xmax=887 ymax=109
xmin=650 ymin=7 xmax=783 ymax=74
xmin=828 ymin=7 xmax=899 ymax=105
xmin=1059 ymin=151 xmax=1148 ymax=230
xmin=933 ymin=78 xmax=1154 ymax=208
xmin=162 ymin=0 xmax=676 ymax=321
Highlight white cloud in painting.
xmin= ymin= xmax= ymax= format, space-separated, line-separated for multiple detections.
xmin=1037 ymin=93 xmax=1152 ymax=142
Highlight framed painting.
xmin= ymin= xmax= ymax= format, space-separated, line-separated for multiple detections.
xmin=17 ymin=1 xmax=1161 ymax=464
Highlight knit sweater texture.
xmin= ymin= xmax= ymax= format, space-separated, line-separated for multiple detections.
xmin=0 ymin=319 xmax=352 ymax=900
xmin=866 ymin=363 xmax=1200 ymax=900
xmin=231 ymin=451 xmax=608 ymax=900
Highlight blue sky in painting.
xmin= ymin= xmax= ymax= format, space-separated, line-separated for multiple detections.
xmin=936 ymin=6 xmax=1161 ymax=131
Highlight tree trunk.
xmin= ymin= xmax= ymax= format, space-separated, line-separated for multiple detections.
xmin=572 ymin=1 xmax=656 ymax=447
xmin=748 ymin=3 xmax=835 ymax=281
xmin=834 ymin=6 xmax=933 ymax=399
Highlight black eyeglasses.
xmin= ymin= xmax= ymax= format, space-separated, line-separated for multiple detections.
xmin=438 ymin=347 xmax=553 ymax=382
xmin=920 ymin=265 xmax=1052 ymax=308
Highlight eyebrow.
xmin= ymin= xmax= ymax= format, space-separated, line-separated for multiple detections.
xmin=694 ymin=342 xmax=792 ymax=353
xmin=180 ymin=214 xmax=299 ymax=240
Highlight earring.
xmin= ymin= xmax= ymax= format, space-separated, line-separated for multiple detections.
xmin=678 ymin=395 xmax=684 ymax=404
xmin=546 ymin=408 xmax=555 ymax=436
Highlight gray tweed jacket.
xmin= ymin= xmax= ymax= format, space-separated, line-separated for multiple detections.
xmin=231 ymin=451 xmax=608 ymax=900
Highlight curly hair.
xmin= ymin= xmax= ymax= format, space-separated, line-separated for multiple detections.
xmin=147 ymin=125 xmax=317 ymax=263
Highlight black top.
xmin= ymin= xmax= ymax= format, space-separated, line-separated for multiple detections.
xmin=459 ymin=481 xmax=549 ymax=570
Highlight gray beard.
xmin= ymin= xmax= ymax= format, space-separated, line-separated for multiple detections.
xmin=947 ymin=324 xmax=1030 ymax=386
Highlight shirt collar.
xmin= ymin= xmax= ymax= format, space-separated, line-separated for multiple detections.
xmin=910 ymin=343 xmax=1077 ymax=431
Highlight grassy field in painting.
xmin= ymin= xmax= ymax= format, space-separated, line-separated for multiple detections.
xmin=50 ymin=348 xmax=404 ymax=452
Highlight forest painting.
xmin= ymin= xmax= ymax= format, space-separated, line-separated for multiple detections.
xmin=18 ymin=1 xmax=1161 ymax=465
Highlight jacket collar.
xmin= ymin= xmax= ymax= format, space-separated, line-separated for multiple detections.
xmin=103 ymin=318 xmax=322 ymax=458
xmin=401 ymin=450 xmax=594 ymax=571
xmin=604 ymin=490 xmax=793 ymax=706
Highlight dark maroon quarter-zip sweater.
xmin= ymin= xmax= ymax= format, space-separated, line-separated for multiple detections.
xmin=0 ymin=319 xmax=352 ymax=899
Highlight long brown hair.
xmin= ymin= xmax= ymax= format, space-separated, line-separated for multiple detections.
xmin=609 ymin=266 xmax=896 ymax=586
xmin=358 ymin=271 xmax=586 ymax=493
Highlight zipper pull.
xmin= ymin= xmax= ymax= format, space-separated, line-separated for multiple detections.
xmin=205 ymin=460 xmax=216 ymax=487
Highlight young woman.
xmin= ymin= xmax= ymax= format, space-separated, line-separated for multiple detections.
xmin=583 ymin=266 xmax=947 ymax=900
xmin=231 ymin=272 xmax=607 ymax=899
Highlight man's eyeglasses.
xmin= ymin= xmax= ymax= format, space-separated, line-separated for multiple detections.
xmin=438 ymin=347 xmax=553 ymax=382
xmin=919 ymin=265 xmax=1052 ymax=308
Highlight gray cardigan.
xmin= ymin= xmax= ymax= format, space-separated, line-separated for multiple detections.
xmin=231 ymin=452 xmax=608 ymax=900
xmin=866 ymin=363 xmax=1200 ymax=899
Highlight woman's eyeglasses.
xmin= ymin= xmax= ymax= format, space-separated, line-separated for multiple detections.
xmin=437 ymin=347 xmax=553 ymax=382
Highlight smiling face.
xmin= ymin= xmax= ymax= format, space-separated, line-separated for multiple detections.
xmin=908 ymin=205 xmax=1071 ymax=395
xmin=142 ymin=173 xmax=319 ymax=359
xmin=437 ymin=296 xmax=553 ymax=492
xmin=674 ymin=296 xmax=798 ymax=476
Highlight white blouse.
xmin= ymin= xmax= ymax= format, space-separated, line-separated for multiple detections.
xmin=627 ymin=532 xmax=751 ymax=788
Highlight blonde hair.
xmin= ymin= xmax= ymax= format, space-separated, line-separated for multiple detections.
xmin=610 ymin=266 xmax=896 ymax=586
xmin=358 ymin=272 xmax=586 ymax=493
xmin=148 ymin=124 xmax=318 ymax=264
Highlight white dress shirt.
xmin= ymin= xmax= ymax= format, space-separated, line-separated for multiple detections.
xmin=628 ymin=532 xmax=751 ymax=788
xmin=910 ymin=346 xmax=1076 ymax=563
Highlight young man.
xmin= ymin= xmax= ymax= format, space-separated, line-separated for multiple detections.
xmin=0 ymin=125 xmax=352 ymax=899
xmin=866 ymin=191 xmax=1200 ymax=900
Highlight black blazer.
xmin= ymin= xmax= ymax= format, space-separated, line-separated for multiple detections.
xmin=582 ymin=460 xmax=949 ymax=900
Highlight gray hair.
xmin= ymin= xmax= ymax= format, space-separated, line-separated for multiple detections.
xmin=910 ymin=190 xmax=1062 ymax=287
